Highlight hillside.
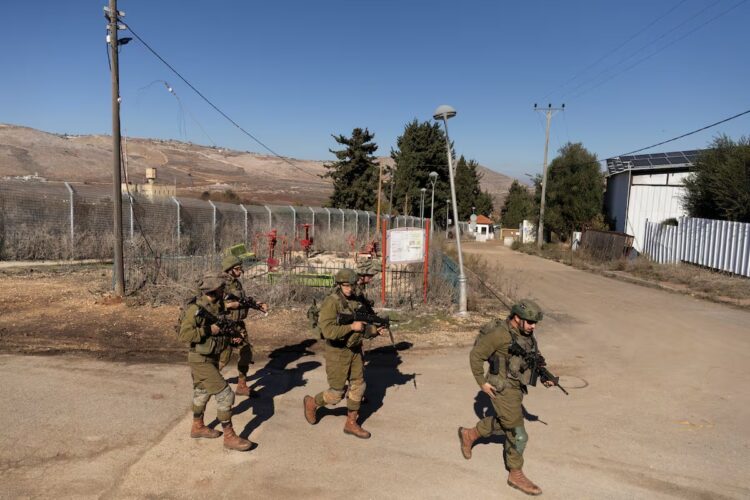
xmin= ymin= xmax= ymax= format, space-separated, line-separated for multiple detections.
xmin=0 ymin=124 xmax=517 ymax=210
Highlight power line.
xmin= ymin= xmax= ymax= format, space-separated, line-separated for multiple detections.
xmin=541 ymin=0 xmax=689 ymax=102
xmin=566 ymin=0 xmax=748 ymax=102
xmin=123 ymin=22 xmax=321 ymax=180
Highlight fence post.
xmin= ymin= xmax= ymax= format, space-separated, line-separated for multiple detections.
xmin=339 ymin=208 xmax=345 ymax=232
xmin=64 ymin=182 xmax=75 ymax=258
xmin=208 ymin=200 xmax=217 ymax=252
xmin=381 ymin=217 xmax=388 ymax=306
xmin=366 ymin=212 xmax=370 ymax=240
xmin=354 ymin=210 xmax=358 ymax=239
xmin=240 ymin=204 xmax=248 ymax=245
xmin=324 ymin=207 xmax=331 ymax=232
xmin=128 ymin=194 xmax=134 ymax=240
xmin=309 ymin=207 xmax=315 ymax=237
xmin=288 ymin=205 xmax=296 ymax=237
xmin=171 ymin=196 xmax=181 ymax=255
xmin=265 ymin=205 xmax=272 ymax=230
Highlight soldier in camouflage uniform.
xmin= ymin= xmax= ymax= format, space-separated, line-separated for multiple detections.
xmin=355 ymin=259 xmax=379 ymax=313
xmin=219 ymin=255 xmax=268 ymax=397
xmin=302 ymin=268 xmax=386 ymax=439
xmin=458 ymin=299 xmax=553 ymax=496
xmin=177 ymin=275 xmax=252 ymax=451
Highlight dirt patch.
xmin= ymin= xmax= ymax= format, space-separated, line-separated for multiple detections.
xmin=0 ymin=266 xmax=490 ymax=363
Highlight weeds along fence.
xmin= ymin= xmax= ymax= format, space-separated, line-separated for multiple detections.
xmin=0 ymin=179 xmax=427 ymax=261
xmin=579 ymin=229 xmax=635 ymax=261
xmin=643 ymin=216 xmax=750 ymax=277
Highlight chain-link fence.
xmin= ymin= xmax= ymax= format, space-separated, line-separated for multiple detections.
xmin=0 ymin=180 xmax=428 ymax=260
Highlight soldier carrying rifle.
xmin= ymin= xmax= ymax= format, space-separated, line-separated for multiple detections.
xmin=219 ymin=255 xmax=268 ymax=398
xmin=303 ymin=268 xmax=387 ymax=439
xmin=177 ymin=275 xmax=252 ymax=451
xmin=458 ymin=299 xmax=566 ymax=496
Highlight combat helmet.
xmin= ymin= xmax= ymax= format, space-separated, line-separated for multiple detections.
xmin=510 ymin=299 xmax=544 ymax=322
xmin=221 ymin=254 xmax=242 ymax=272
xmin=334 ymin=268 xmax=358 ymax=285
xmin=198 ymin=274 xmax=225 ymax=293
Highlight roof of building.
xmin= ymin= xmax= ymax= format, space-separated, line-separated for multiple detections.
xmin=606 ymin=149 xmax=703 ymax=176
xmin=473 ymin=215 xmax=493 ymax=225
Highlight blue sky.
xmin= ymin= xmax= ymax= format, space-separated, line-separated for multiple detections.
xmin=1 ymin=0 xmax=748 ymax=180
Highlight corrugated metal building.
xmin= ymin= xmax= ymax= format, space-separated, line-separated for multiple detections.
xmin=604 ymin=150 xmax=702 ymax=252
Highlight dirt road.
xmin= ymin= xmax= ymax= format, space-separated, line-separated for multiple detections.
xmin=2 ymin=243 xmax=749 ymax=499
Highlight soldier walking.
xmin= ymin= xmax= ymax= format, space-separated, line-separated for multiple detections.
xmin=219 ymin=255 xmax=268 ymax=397
xmin=303 ymin=269 xmax=386 ymax=438
xmin=458 ymin=300 xmax=554 ymax=495
xmin=177 ymin=275 xmax=253 ymax=451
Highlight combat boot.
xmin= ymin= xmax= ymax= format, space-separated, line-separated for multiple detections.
xmin=507 ymin=469 xmax=542 ymax=496
xmin=190 ymin=415 xmax=221 ymax=439
xmin=221 ymin=421 xmax=252 ymax=451
xmin=343 ymin=411 xmax=371 ymax=439
xmin=303 ymin=395 xmax=319 ymax=425
xmin=458 ymin=426 xmax=480 ymax=459
xmin=235 ymin=376 xmax=253 ymax=397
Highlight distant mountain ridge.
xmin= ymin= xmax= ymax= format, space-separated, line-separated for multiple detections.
xmin=0 ymin=124 xmax=517 ymax=210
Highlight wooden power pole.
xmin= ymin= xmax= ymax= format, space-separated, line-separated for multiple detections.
xmin=534 ymin=103 xmax=564 ymax=248
xmin=108 ymin=0 xmax=125 ymax=296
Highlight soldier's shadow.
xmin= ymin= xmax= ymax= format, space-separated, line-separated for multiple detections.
xmin=472 ymin=391 xmax=547 ymax=446
xmin=231 ymin=339 xmax=321 ymax=440
xmin=358 ymin=341 xmax=416 ymax=425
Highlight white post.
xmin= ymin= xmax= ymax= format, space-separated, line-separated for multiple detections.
xmin=324 ymin=207 xmax=331 ymax=232
xmin=208 ymin=200 xmax=217 ymax=252
xmin=240 ymin=204 xmax=248 ymax=244
xmin=171 ymin=196 xmax=181 ymax=253
xmin=64 ymin=182 xmax=75 ymax=258
xmin=310 ymin=207 xmax=316 ymax=237
xmin=265 ymin=205 xmax=272 ymax=230
xmin=339 ymin=208 xmax=345 ymax=232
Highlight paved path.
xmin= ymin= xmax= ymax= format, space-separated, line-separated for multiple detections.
xmin=2 ymin=244 xmax=749 ymax=499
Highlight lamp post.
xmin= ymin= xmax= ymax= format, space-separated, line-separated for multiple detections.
xmin=420 ymin=187 xmax=427 ymax=227
xmin=445 ymin=199 xmax=450 ymax=238
xmin=429 ymin=171 xmax=438 ymax=235
xmin=433 ymin=104 xmax=467 ymax=315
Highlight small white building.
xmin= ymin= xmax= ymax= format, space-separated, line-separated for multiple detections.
xmin=471 ymin=215 xmax=495 ymax=242
xmin=604 ymin=150 xmax=701 ymax=253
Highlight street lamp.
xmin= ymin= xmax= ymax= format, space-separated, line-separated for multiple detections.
xmin=445 ymin=199 xmax=450 ymax=238
xmin=429 ymin=171 xmax=438 ymax=235
xmin=420 ymin=187 xmax=427 ymax=227
xmin=433 ymin=104 xmax=467 ymax=315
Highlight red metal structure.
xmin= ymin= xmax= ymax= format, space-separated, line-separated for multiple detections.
xmin=266 ymin=229 xmax=279 ymax=270
xmin=297 ymin=223 xmax=314 ymax=257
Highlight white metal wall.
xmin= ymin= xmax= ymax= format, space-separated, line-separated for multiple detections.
xmin=626 ymin=172 xmax=689 ymax=252
xmin=643 ymin=217 xmax=750 ymax=277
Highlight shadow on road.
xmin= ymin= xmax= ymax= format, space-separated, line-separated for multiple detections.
xmin=230 ymin=339 xmax=321 ymax=440
xmin=359 ymin=341 xmax=416 ymax=424
xmin=472 ymin=391 xmax=548 ymax=446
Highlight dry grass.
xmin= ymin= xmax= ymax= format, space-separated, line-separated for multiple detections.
xmin=512 ymin=242 xmax=750 ymax=305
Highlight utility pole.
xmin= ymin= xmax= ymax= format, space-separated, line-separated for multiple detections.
xmin=534 ymin=103 xmax=564 ymax=248
xmin=376 ymin=162 xmax=383 ymax=235
xmin=107 ymin=0 xmax=125 ymax=296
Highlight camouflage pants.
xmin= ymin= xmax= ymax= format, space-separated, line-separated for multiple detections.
xmin=475 ymin=384 xmax=526 ymax=470
xmin=218 ymin=329 xmax=253 ymax=377
xmin=314 ymin=343 xmax=365 ymax=411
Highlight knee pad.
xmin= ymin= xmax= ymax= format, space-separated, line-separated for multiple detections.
xmin=323 ymin=388 xmax=345 ymax=405
xmin=347 ymin=379 xmax=367 ymax=402
xmin=513 ymin=426 xmax=528 ymax=455
xmin=192 ymin=387 xmax=210 ymax=409
xmin=215 ymin=385 xmax=235 ymax=413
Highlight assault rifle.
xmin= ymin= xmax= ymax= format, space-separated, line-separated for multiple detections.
xmin=194 ymin=307 xmax=246 ymax=343
xmin=508 ymin=343 xmax=569 ymax=395
xmin=337 ymin=311 xmax=397 ymax=349
xmin=225 ymin=293 xmax=268 ymax=316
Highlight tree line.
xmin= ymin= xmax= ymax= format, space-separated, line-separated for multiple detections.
xmin=323 ymin=121 xmax=493 ymax=226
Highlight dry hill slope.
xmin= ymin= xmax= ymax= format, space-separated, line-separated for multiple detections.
xmin=0 ymin=124 xmax=517 ymax=210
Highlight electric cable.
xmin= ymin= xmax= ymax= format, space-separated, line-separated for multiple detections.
xmin=123 ymin=22 xmax=321 ymax=180
xmin=540 ymin=0 xmax=689 ymax=102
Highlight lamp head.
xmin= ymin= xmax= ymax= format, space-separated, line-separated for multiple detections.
xmin=429 ymin=171 xmax=438 ymax=181
xmin=433 ymin=104 xmax=456 ymax=121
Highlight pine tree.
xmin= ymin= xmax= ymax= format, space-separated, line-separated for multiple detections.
xmin=454 ymin=156 xmax=495 ymax=221
xmin=389 ymin=120 xmax=451 ymax=221
xmin=501 ymin=180 xmax=536 ymax=228
xmin=535 ymin=142 xmax=603 ymax=240
xmin=323 ymin=128 xmax=379 ymax=210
